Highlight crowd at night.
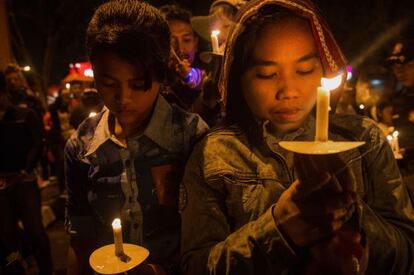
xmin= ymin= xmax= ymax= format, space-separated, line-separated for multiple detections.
xmin=0 ymin=0 xmax=414 ymax=274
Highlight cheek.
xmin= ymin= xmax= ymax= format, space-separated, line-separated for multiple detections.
xmin=97 ymin=89 xmax=115 ymax=107
xmin=132 ymin=88 xmax=159 ymax=111
xmin=241 ymin=75 xmax=275 ymax=118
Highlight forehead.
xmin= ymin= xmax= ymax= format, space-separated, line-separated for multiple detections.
xmin=252 ymin=19 xmax=317 ymax=62
xmin=93 ymin=50 xmax=143 ymax=78
xmin=168 ymin=20 xmax=193 ymax=35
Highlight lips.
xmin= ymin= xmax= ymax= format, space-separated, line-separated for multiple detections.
xmin=271 ymin=107 xmax=302 ymax=121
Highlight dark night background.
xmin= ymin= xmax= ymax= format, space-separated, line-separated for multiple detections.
xmin=6 ymin=0 xmax=414 ymax=90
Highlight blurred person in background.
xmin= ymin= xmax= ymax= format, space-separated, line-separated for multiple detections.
xmin=69 ymin=88 xmax=104 ymax=129
xmin=192 ymin=0 xmax=247 ymax=57
xmin=0 ymin=70 xmax=52 ymax=274
xmin=354 ymin=66 xmax=393 ymax=119
xmin=4 ymin=64 xmax=45 ymax=120
xmin=386 ymin=39 xmax=414 ymax=171
xmin=376 ymin=100 xmax=394 ymax=136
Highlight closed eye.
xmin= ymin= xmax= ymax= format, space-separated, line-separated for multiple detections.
xmin=256 ymin=73 xmax=277 ymax=79
xmin=99 ymin=80 xmax=116 ymax=87
xmin=297 ymin=68 xmax=314 ymax=75
xmin=130 ymin=80 xmax=146 ymax=91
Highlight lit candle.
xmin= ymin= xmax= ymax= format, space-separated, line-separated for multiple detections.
xmin=315 ymin=74 xmax=343 ymax=142
xmin=112 ymin=218 xmax=124 ymax=256
xmin=211 ymin=30 xmax=220 ymax=53
xmin=392 ymin=130 xmax=400 ymax=153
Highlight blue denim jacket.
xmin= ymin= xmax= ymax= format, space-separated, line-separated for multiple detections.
xmin=65 ymin=95 xmax=208 ymax=268
xmin=180 ymin=114 xmax=414 ymax=274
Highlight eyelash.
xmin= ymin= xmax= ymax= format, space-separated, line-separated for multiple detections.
xmin=257 ymin=73 xmax=277 ymax=79
xmin=297 ymin=68 xmax=315 ymax=75
xmin=100 ymin=81 xmax=116 ymax=88
xmin=256 ymin=68 xmax=315 ymax=79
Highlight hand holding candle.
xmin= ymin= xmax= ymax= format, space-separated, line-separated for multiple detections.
xmin=211 ymin=30 xmax=220 ymax=53
xmin=315 ymin=74 xmax=343 ymax=142
xmin=112 ymin=218 xmax=124 ymax=256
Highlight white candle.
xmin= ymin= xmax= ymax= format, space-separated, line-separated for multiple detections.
xmin=112 ymin=218 xmax=124 ymax=256
xmin=211 ymin=30 xmax=220 ymax=53
xmin=392 ymin=131 xmax=400 ymax=153
xmin=315 ymin=86 xmax=330 ymax=141
xmin=315 ymin=75 xmax=343 ymax=142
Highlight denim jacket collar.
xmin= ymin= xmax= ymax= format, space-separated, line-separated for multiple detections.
xmin=260 ymin=114 xmax=316 ymax=155
xmin=85 ymin=95 xmax=175 ymax=156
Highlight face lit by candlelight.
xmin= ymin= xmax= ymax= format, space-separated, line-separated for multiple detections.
xmin=169 ymin=20 xmax=198 ymax=64
xmin=93 ymin=50 xmax=159 ymax=129
xmin=241 ymin=19 xmax=323 ymax=133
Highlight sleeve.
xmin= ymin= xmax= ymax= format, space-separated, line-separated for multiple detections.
xmin=180 ymin=146 xmax=298 ymax=275
xmin=64 ymin=135 xmax=96 ymax=238
xmin=359 ymin=122 xmax=414 ymax=273
xmin=25 ymin=108 xmax=44 ymax=173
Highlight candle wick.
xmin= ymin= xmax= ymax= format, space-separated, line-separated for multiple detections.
xmin=118 ymin=252 xmax=131 ymax=263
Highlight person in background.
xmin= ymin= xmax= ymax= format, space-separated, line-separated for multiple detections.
xmin=69 ymin=88 xmax=104 ymax=129
xmin=65 ymin=1 xmax=207 ymax=274
xmin=0 ymin=70 xmax=53 ymax=274
xmin=4 ymin=64 xmax=45 ymax=120
xmin=386 ymin=39 xmax=414 ymax=172
xmin=376 ymin=100 xmax=394 ymax=136
xmin=180 ymin=0 xmax=414 ymax=274
xmin=160 ymin=4 xmax=205 ymax=110
xmin=190 ymin=0 xmax=248 ymax=126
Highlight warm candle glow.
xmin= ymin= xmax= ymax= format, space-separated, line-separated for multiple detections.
xmin=315 ymin=74 xmax=343 ymax=142
xmin=112 ymin=218 xmax=124 ymax=256
xmin=112 ymin=218 xmax=121 ymax=228
xmin=321 ymin=74 xmax=343 ymax=91
xmin=211 ymin=30 xmax=220 ymax=53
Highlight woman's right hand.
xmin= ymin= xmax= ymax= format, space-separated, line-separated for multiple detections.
xmin=273 ymin=154 xmax=357 ymax=247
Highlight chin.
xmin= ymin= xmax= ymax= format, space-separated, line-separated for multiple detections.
xmin=270 ymin=120 xmax=303 ymax=133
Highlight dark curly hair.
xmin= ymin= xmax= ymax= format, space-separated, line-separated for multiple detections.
xmin=86 ymin=0 xmax=171 ymax=90
xmin=159 ymin=4 xmax=192 ymax=25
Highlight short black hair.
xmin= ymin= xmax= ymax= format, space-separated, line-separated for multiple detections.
xmin=86 ymin=0 xmax=171 ymax=90
xmin=159 ymin=4 xmax=192 ymax=25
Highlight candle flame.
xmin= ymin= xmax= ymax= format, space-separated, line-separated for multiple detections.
xmin=112 ymin=218 xmax=121 ymax=228
xmin=212 ymin=30 xmax=220 ymax=36
xmin=392 ymin=131 xmax=399 ymax=138
xmin=321 ymin=74 xmax=343 ymax=91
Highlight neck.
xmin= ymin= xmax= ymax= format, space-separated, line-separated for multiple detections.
xmin=109 ymin=111 xmax=152 ymax=145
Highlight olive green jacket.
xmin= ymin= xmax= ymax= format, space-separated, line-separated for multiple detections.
xmin=180 ymin=114 xmax=414 ymax=274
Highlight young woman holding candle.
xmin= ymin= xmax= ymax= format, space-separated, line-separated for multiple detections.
xmin=180 ymin=0 xmax=414 ymax=274
xmin=64 ymin=1 xmax=208 ymax=274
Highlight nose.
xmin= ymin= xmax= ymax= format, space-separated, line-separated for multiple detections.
xmin=115 ymin=84 xmax=132 ymax=105
xmin=178 ymin=40 xmax=187 ymax=56
xmin=276 ymin=73 xmax=299 ymax=100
